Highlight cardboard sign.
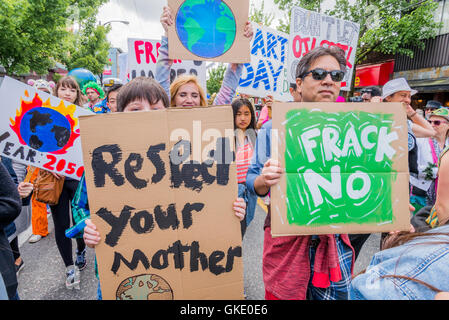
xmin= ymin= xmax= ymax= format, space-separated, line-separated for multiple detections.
xmin=237 ymin=23 xmax=290 ymax=102
xmin=271 ymin=102 xmax=410 ymax=236
xmin=79 ymin=106 xmax=243 ymax=300
xmin=167 ymin=0 xmax=250 ymax=63
xmin=128 ymin=38 xmax=207 ymax=90
xmin=0 ymin=76 xmax=92 ymax=180
xmin=287 ymin=7 xmax=360 ymax=91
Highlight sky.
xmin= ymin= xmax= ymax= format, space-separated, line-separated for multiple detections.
xmin=96 ymin=0 xmax=286 ymax=52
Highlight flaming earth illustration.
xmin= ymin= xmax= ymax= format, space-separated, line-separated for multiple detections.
xmin=9 ymin=90 xmax=80 ymax=155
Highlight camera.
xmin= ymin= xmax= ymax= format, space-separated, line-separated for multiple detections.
xmin=254 ymin=104 xmax=263 ymax=111
xmin=349 ymin=96 xmax=364 ymax=102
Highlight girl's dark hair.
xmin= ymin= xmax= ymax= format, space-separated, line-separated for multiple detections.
xmin=106 ymin=83 xmax=123 ymax=101
xmin=382 ymin=231 xmax=449 ymax=250
xmin=54 ymin=76 xmax=83 ymax=106
xmin=117 ymin=77 xmax=169 ymax=112
xmin=231 ymin=98 xmax=257 ymax=146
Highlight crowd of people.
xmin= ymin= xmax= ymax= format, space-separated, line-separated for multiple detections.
xmin=1 ymin=6 xmax=449 ymax=301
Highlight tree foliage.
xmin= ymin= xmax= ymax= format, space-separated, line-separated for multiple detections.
xmin=250 ymin=0 xmax=275 ymax=27
xmin=206 ymin=63 xmax=227 ymax=96
xmin=60 ymin=16 xmax=111 ymax=75
xmin=0 ymin=0 xmax=109 ymax=75
xmin=274 ymin=0 xmax=441 ymax=64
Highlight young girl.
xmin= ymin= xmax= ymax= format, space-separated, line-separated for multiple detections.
xmin=50 ymin=76 xmax=87 ymax=290
xmin=232 ymin=98 xmax=257 ymax=237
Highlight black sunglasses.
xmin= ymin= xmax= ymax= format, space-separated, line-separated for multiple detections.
xmin=301 ymin=68 xmax=345 ymax=82
xmin=428 ymin=120 xmax=448 ymax=126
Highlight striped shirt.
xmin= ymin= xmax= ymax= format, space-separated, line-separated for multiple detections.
xmin=236 ymin=141 xmax=253 ymax=184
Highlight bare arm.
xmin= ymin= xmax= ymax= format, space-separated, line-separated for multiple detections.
xmin=406 ymin=104 xmax=436 ymax=138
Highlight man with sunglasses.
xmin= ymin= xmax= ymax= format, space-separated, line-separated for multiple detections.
xmin=246 ymin=46 xmax=355 ymax=300
xmin=424 ymin=100 xmax=442 ymax=120
xmin=360 ymin=86 xmax=381 ymax=102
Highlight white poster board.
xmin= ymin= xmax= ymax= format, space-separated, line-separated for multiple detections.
xmin=287 ymin=7 xmax=360 ymax=91
xmin=0 ymin=76 xmax=93 ymax=180
xmin=128 ymin=38 xmax=207 ymax=90
xmin=238 ymin=23 xmax=290 ymax=101
xmin=118 ymin=52 xmax=130 ymax=84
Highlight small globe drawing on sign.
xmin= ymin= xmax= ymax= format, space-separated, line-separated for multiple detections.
xmin=116 ymin=274 xmax=174 ymax=300
xmin=20 ymin=108 xmax=71 ymax=153
xmin=176 ymin=0 xmax=237 ymax=58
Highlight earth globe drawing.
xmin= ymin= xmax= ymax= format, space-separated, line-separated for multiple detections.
xmin=19 ymin=108 xmax=71 ymax=153
xmin=176 ymin=0 xmax=236 ymax=58
xmin=116 ymin=274 xmax=174 ymax=300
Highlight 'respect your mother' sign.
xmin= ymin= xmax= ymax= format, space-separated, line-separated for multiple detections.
xmin=287 ymin=6 xmax=360 ymax=91
xmin=79 ymin=106 xmax=244 ymax=300
xmin=237 ymin=23 xmax=290 ymax=102
xmin=271 ymin=102 xmax=411 ymax=236
xmin=0 ymin=76 xmax=92 ymax=180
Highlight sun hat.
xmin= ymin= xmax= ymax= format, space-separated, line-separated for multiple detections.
xmin=429 ymin=107 xmax=449 ymax=122
xmin=425 ymin=100 xmax=442 ymax=110
xmin=381 ymin=78 xmax=418 ymax=99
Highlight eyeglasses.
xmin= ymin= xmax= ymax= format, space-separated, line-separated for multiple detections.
xmin=428 ymin=120 xmax=448 ymax=126
xmin=301 ymin=68 xmax=345 ymax=82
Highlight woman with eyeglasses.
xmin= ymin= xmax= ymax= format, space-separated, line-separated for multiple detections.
xmin=419 ymin=108 xmax=449 ymax=206
xmin=425 ymin=108 xmax=449 ymax=229
xmin=410 ymin=108 xmax=449 ymax=231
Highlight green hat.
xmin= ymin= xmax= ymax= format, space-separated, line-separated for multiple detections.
xmin=430 ymin=108 xmax=449 ymax=122
xmin=82 ymin=81 xmax=105 ymax=99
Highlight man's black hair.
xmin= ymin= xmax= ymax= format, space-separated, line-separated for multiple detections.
xmin=361 ymin=86 xmax=381 ymax=97
xmin=106 ymin=84 xmax=123 ymax=101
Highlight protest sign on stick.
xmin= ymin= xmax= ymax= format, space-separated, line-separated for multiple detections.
xmin=167 ymin=0 xmax=250 ymax=63
xmin=0 ymin=76 xmax=92 ymax=180
xmin=79 ymin=106 xmax=243 ymax=299
xmin=237 ymin=23 xmax=290 ymax=102
xmin=128 ymin=38 xmax=207 ymax=89
xmin=287 ymin=7 xmax=360 ymax=91
xmin=271 ymin=102 xmax=410 ymax=236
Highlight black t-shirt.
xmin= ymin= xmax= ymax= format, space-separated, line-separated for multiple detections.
xmin=408 ymin=121 xmax=419 ymax=176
